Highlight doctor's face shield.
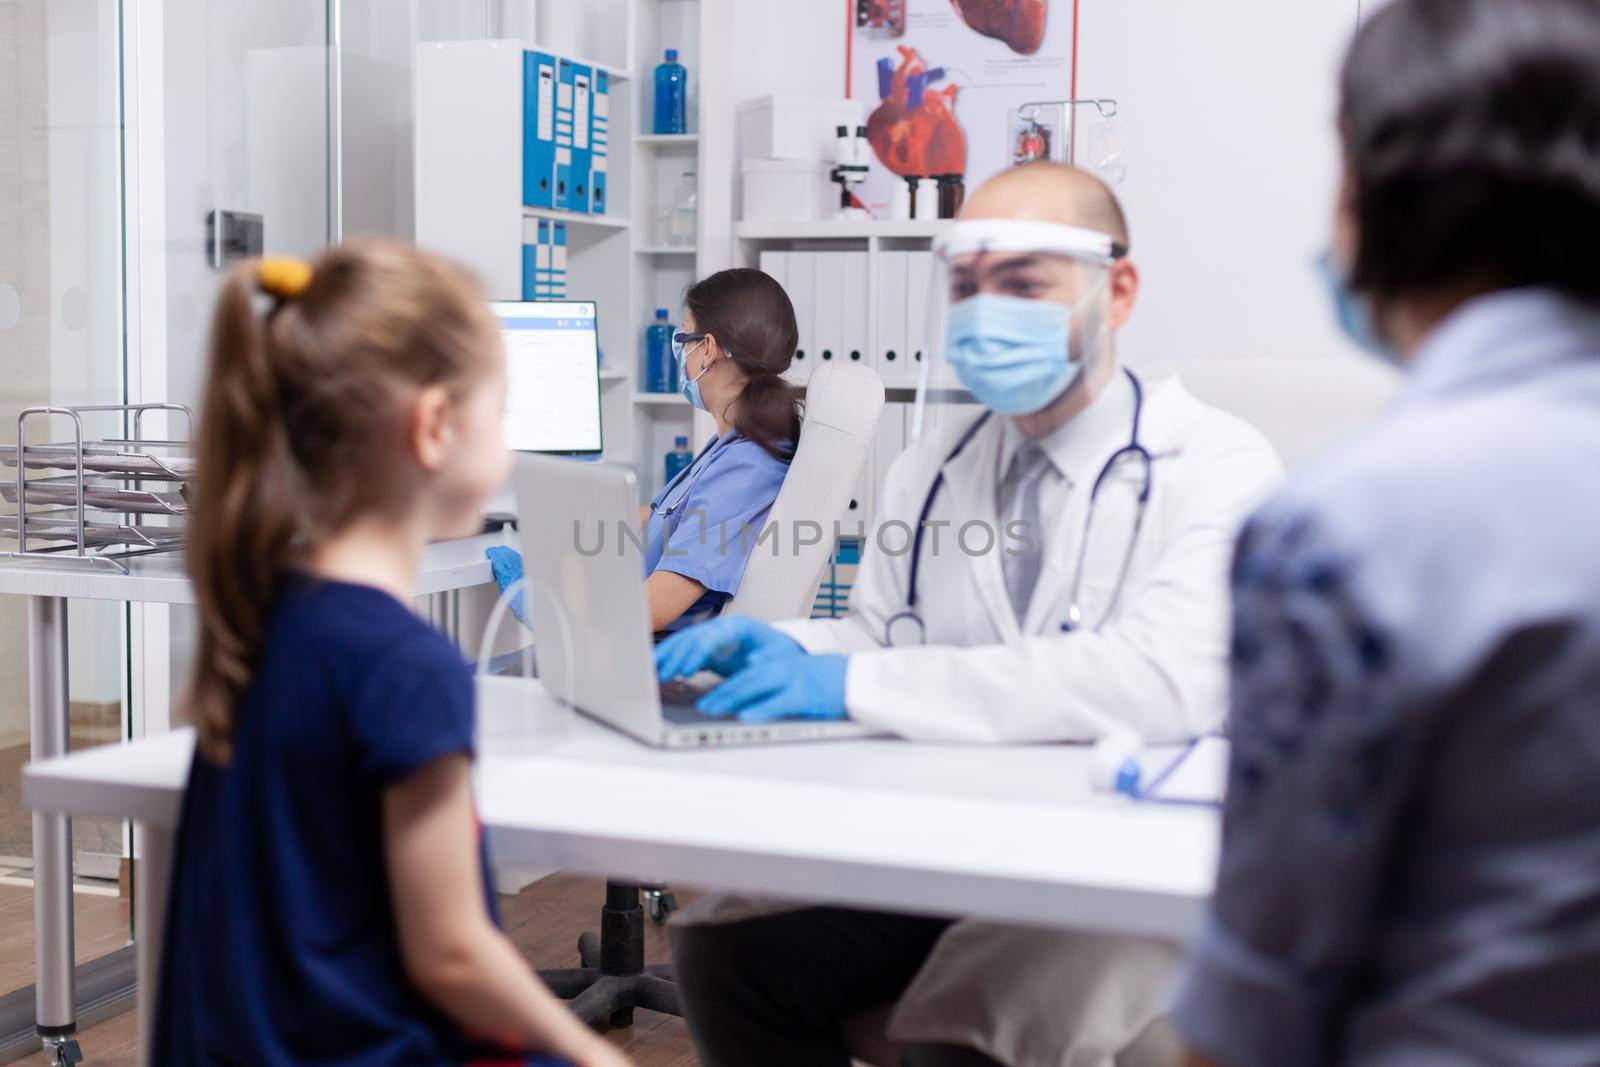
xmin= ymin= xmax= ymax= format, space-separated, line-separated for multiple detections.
xmin=915 ymin=219 xmax=1124 ymax=436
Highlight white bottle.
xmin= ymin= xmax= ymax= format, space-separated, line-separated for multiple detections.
xmin=890 ymin=175 xmax=913 ymax=220
xmin=670 ymin=171 xmax=698 ymax=246
xmin=913 ymin=176 xmax=938 ymax=220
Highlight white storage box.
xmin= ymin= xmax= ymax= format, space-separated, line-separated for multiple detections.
xmin=742 ymin=158 xmax=835 ymax=222
xmin=739 ymin=94 xmax=864 ymax=163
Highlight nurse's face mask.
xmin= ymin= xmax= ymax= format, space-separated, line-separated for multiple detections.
xmin=916 ymin=219 xmax=1122 ymax=435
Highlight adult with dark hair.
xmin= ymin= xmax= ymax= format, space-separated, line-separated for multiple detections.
xmin=1176 ymin=2 xmax=1600 ymax=1065
xmin=489 ymin=267 xmax=803 ymax=632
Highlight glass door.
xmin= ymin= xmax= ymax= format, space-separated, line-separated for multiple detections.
xmin=0 ymin=0 xmax=133 ymax=1039
xmin=0 ymin=0 xmax=333 ymax=1058
xmin=147 ymin=0 xmax=333 ymax=742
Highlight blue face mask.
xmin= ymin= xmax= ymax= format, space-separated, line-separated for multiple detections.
xmin=944 ymin=293 xmax=1081 ymax=416
xmin=1315 ymin=250 xmax=1399 ymax=365
xmin=673 ymin=333 xmax=711 ymax=412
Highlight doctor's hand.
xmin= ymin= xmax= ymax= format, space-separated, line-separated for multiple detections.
xmin=484 ymin=546 xmax=530 ymax=629
xmin=696 ymin=654 xmax=850 ymax=723
xmin=654 ymin=615 xmax=805 ymax=681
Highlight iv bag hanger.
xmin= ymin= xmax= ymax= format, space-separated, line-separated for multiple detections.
xmin=1020 ymin=98 xmax=1120 ymax=120
xmin=1016 ymin=99 xmax=1126 ymax=183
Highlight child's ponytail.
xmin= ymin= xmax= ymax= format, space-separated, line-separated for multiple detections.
xmin=184 ymin=243 xmax=496 ymax=764
xmin=187 ymin=263 xmax=313 ymax=763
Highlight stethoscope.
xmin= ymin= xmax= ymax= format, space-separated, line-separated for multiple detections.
xmin=650 ymin=431 xmax=737 ymax=518
xmin=883 ymin=369 xmax=1154 ymax=647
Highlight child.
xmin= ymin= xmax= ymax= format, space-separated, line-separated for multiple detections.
xmin=156 ymin=241 xmax=631 ymax=1067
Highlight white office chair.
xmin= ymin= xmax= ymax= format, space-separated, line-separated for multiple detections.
xmin=1132 ymin=351 xmax=1403 ymax=468
xmin=724 ymin=359 xmax=886 ymax=621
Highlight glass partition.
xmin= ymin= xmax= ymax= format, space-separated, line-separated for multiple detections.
xmin=0 ymin=0 xmax=130 ymax=1009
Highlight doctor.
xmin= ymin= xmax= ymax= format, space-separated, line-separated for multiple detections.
xmin=656 ymin=163 xmax=1283 ymax=1067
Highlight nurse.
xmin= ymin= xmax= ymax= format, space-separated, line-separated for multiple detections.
xmin=641 ymin=269 xmax=801 ymax=631
xmin=488 ymin=268 xmax=801 ymax=633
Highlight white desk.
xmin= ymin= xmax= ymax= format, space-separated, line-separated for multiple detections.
xmin=24 ymin=683 xmax=1221 ymax=1065
xmin=0 ymin=532 xmax=509 ymax=1063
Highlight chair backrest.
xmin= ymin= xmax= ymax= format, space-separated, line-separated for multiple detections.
xmin=725 ymin=361 xmax=885 ymax=621
xmin=1132 ymin=352 xmax=1404 ymax=469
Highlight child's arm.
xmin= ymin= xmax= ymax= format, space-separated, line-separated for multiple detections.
xmin=383 ymin=755 xmax=632 ymax=1067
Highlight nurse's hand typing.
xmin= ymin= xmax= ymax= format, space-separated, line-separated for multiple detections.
xmin=654 ymin=615 xmax=804 ymax=681
xmin=696 ymin=655 xmax=850 ymax=723
xmin=484 ymin=546 xmax=530 ymax=627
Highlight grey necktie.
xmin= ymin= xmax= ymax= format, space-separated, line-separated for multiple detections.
xmin=1003 ymin=441 xmax=1053 ymax=624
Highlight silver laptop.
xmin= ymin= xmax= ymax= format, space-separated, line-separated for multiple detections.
xmin=511 ymin=453 xmax=876 ymax=748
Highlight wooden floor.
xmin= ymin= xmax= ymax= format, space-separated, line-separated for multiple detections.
xmin=0 ymin=884 xmax=131 ymax=998
xmin=9 ymin=873 xmax=699 ymax=1066
xmin=0 ymin=703 xmax=126 ymax=867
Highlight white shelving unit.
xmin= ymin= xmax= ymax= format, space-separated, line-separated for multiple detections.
xmin=733 ymin=219 xmax=951 ymax=241
xmin=730 ymin=218 xmax=954 ymax=400
xmin=522 ymin=205 xmax=632 ymax=230
xmin=635 ymin=132 xmax=700 ymax=146
xmin=731 ymin=217 xmax=973 ymax=531
xmin=413 ymin=0 xmax=733 ymax=499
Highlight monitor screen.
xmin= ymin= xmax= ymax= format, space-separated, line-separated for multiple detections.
xmin=491 ymin=300 xmax=603 ymax=456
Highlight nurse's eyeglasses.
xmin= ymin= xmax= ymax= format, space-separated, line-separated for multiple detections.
xmin=671 ymin=331 xmax=708 ymax=359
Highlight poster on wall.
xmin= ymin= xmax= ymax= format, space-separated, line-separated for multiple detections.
xmin=850 ymin=0 xmax=1070 ymax=217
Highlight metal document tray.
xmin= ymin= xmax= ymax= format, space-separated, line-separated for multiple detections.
xmin=0 ymin=444 xmax=195 ymax=481
xmin=1 ymin=482 xmax=188 ymax=517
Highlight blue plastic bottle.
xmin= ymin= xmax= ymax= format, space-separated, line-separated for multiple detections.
xmin=645 ymin=308 xmax=674 ymax=393
xmin=653 ymin=49 xmax=687 ymax=135
xmin=665 ymin=436 xmax=694 ymax=484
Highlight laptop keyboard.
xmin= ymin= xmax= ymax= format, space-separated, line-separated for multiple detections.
xmin=659 ymin=678 xmax=718 ymax=724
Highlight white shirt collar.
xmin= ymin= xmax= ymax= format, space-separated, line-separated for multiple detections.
xmin=998 ymin=368 xmax=1136 ymax=489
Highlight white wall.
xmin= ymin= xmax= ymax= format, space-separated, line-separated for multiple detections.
xmin=730 ymin=0 xmax=1366 ymax=364
xmin=1078 ymin=1 xmax=1360 ymax=364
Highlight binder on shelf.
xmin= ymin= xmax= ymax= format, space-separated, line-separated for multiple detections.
xmin=784 ymin=252 xmax=817 ymax=385
xmin=758 ymin=250 xmax=788 ymax=290
xmin=811 ymin=252 xmax=846 ymax=376
xmin=905 ymin=251 xmax=937 ymax=385
xmin=525 ymin=218 xmax=554 ymax=300
xmin=589 ymin=69 xmax=609 ymax=214
xmin=550 ymin=220 xmax=568 ymax=299
xmin=837 ymin=251 xmax=869 ymax=370
xmin=872 ymin=403 xmax=908 ymax=507
xmin=876 ymin=251 xmax=911 ymax=383
xmin=571 ymin=63 xmax=593 ymax=214
xmin=554 ymin=58 xmax=577 ymax=211
xmin=523 ymin=50 xmax=558 ymax=208
xmin=867 ymin=402 xmax=908 ymax=531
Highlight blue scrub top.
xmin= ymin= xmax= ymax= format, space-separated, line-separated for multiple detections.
xmin=644 ymin=430 xmax=791 ymax=631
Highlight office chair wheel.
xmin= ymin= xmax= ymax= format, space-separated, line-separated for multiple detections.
xmin=578 ymin=930 xmax=601 ymax=969
xmin=42 ymin=1034 xmax=83 ymax=1066
xmin=645 ymin=887 xmax=678 ymax=924
xmin=538 ymin=881 xmax=682 ymax=1030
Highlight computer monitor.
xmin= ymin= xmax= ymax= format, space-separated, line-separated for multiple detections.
xmin=490 ymin=300 xmax=603 ymax=456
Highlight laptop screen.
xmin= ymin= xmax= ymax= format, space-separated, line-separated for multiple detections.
xmin=491 ymin=300 xmax=603 ymax=456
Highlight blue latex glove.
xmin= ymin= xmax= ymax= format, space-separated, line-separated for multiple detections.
xmin=485 ymin=546 xmax=530 ymax=628
xmin=654 ymin=615 xmax=805 ymax=681
xmin=696 ymin=653 xmax=850 ymax=723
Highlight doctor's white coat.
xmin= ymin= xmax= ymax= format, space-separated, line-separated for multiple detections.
xmin=683 ymin=374 xmax=1284 ymax=1067
xmin=784 ymin=373 xmax=1283 ymax=745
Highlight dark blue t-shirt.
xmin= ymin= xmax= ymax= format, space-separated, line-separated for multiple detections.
xmin=155 ymin=577 xmax=540 ymax=1066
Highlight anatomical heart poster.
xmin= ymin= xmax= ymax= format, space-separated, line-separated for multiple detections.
xmin=851 ymin=0 xmax=1071 ymax=216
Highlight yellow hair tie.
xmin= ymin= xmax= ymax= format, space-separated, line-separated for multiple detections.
xmin=257 ymin=257 xmax=313 ymax=300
